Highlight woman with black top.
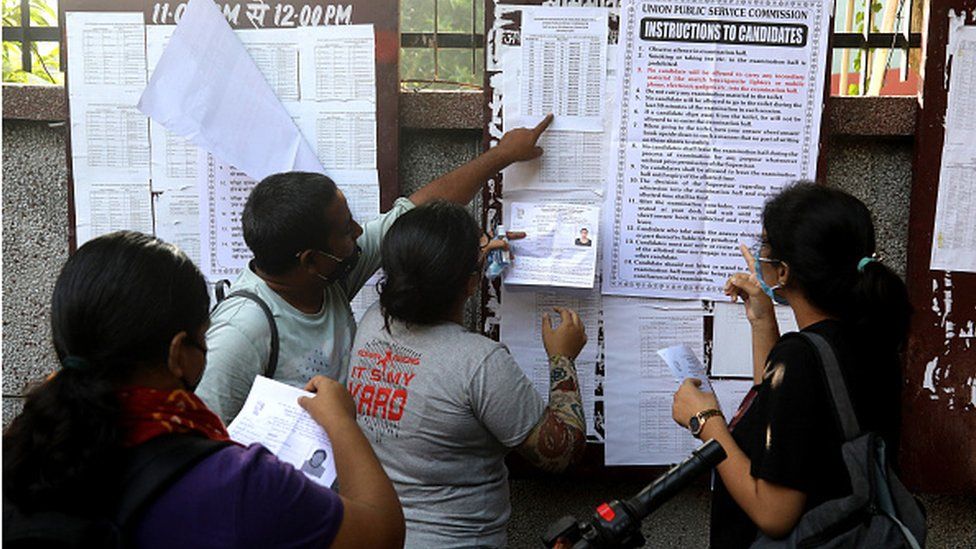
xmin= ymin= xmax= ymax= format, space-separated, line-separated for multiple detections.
xmin=672 ymin=182 xmax=911 ymax=547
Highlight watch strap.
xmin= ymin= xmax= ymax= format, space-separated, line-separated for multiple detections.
xmin=691 ymin=408 xmax=724 ymax=437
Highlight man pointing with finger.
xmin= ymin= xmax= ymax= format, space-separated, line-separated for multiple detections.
xmin=197 ymin=115 xmax=555 ymax=424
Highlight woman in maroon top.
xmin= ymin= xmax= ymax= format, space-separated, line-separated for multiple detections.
xmin=4 ymin=231 xmax=404 ymax=548
xmin=672 ymin=183 xmax=910 ymax=548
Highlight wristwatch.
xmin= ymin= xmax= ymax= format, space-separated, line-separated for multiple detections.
xmin=688 ymin=409 xmax=724 ymax=438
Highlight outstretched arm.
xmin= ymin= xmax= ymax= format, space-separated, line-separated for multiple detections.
xmin=409 ymin=114 xmax=553 ymax=206
xmin=517 ymin=307 xmax=588 ymax=472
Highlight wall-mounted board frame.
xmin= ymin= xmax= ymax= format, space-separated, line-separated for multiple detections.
xmin=60 ymin=0 xmax=399 ymax=255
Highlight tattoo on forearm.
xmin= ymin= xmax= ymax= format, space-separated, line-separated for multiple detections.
xmin=518 ymin=355 xmax=586 ymax=473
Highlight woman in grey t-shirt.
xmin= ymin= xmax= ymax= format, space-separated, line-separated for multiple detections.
xmin=348 ymin=202 xmax=588 ymax=548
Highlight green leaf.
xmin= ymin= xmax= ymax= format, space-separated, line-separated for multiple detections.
xmin=847 ymin=83 xmax=860 ymax=95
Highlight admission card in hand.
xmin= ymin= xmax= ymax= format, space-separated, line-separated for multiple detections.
xmin=228 ymin=376 xmax=337 ymax=488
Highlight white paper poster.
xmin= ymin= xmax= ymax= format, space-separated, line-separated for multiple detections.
xmin=505 ymin=201 xmax=601 ymax=288
xmin=603 ymin=0 xmax=830 ymax=300
xmin=65 ymin=11 xmax=152 ymax=245
xmin=711 ymin=301 xmax=799 ymax=378
xmin=500 ymin=285 xmax=604 ymax=438
xmin=517 ymin=7 xmax=608 ymax=132
xmin=930 ymin=23 xmax=976 ymax=273
xmin=603 ymin=296 xmax=705 ymax=465
xmin=198 ymin=152 xmax=257 ymax=281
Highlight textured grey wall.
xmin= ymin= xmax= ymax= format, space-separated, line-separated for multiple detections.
xmin=3 ymin=121 xmax=973 ymax=547
xmin=2 ymin=120 xmax=69 ymax=425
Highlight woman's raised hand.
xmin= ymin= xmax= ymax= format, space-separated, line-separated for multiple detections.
xmin=724 ymin=243 xmax=776 ymax=325
xmin=541 ymin=306 xmax=587 ymax=359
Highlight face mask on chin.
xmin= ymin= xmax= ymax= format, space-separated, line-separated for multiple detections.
xmin=315 ymin=245 xmax=362 ymax=285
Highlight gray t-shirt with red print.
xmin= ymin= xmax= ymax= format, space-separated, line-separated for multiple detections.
xmin=350 ymin=302 xmax=546 ymax=548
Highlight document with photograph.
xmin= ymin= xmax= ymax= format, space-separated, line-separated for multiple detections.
xmin=505 ymin=201 xmax=600 ymax=289
xmin=228 ymin=376 xmax=337 ymax=488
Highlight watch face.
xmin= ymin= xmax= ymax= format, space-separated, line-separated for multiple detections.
xmin=689 ymin=416 xmax=701 ymax=434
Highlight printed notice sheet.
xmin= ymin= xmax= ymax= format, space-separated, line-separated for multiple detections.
xmin=517 ymin=7 xmax=608 ymax=131
xmin=198 ymin=152 xmax=258 ymax=281
xmin=603 ymin=0 xmax=830 ymax=299
xmin=505 ymin=201 xmax=601 ymax=288
xmin=500 ymin=285 xmax=604 ymax=439
xmin=712 ymin=301 xmax=798 ymax=378
xmin=65 ymin=11 xmax=152 ymax=245
xmin=229 ymin=376 xmax=337 ymax=488
xmin=604 ymin=296 xmax=705 ymax=465
xmin=930 ymin=22 xmax=976 ymax=273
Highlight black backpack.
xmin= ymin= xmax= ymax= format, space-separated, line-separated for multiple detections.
xmin=3 ymin=434 xmax=232 ymax=548
xmin=751 ymin=332 xmax=926 ymax=549
xmin=214 ymin=280 xmax=279 ymax=379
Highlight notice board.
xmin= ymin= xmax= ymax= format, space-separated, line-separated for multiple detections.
xmin=483 ymin=0 xmax=833 ymax=471
xmin=902 ymin=0 xmax=976 ymax=494
xmin=60 ymin=0 xmax=399 ymax=269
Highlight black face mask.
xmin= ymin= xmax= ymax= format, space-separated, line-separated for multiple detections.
xmin=316 ymin=245 xmax=362 ymax=284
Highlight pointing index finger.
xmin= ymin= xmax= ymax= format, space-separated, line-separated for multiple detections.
xmin=740 ymin=243 xmax=757 ymax=275
xmin=532 ymin=113 xmax=554 ymax=137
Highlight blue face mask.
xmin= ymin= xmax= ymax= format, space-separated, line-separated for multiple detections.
xmin=754 ymin=256 xmax=789 ymax=306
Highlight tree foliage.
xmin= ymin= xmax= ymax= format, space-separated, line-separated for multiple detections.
xmin=2 ymin=0 xmax=63 ymax=84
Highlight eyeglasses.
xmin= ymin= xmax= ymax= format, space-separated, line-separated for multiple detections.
xmin=749 ymin=239 xmax=783 ymax=265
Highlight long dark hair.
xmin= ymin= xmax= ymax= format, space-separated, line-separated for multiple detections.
xmin=3 ymin=231 xmax=210 ymax=514
xmin=379 ymin=201 xmax=481 ymax=327
xmin=763 ymin=183 xmax=910 ymax=444
xmin=762 ymin=182 xmax=911 ymax=351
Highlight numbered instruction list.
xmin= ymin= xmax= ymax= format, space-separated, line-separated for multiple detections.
xmin=603 ymin=0 xmax=829 ymax=300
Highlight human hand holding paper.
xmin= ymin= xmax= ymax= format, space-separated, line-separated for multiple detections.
xmin=228 ymin=376 xmax=337 ymax=488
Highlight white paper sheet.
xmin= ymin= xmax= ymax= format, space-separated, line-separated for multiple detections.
xmin=657 ymin=344 xmax=713 ymax=392
xmin=70 ymin=100 xmax=151 ymax=183
xmin=299 ymin=24 xmax=376 ymax=104
xmin=289 ymin=102 xmax=377 ymax=171
xmin=228 ymin=376 xmax=337 ymax=488
xmin=74 ymin=181 xmax=154 ymax=245
xmin=341 ymin=180 xmax=381 ymax=224
xmin=931 ymin=24 xmax=976 ymax=273
xmin=198 ymin=152 xmax=257 ymax=281
xmin=150 ymin=120 xmax=201 ymax=192
xmin=517 ymin=8 xmax=607 ymax=131
xmin=65 ymin=11 xmax=146 ymax=100
xmin=604 ymin=297 xmax=705 ymax=465
xmin=501 ymin=131 xmax=607 ymax=193
xmin=505 ymin=201 xmax=601 ymax=288
xmin=350 ymin=273 xmax=382 ymax=322
xmin=603 ymin=0 xmax=831 ymax=300
xmin=237 ymin=28 xmax=302 ymax=102
xmin=154 ymin=189 xmax=203 ymax=267
xmin=499 ymin=285 xmax=604 ymax=437
xmin=712 ymin=301 xmax=799 ymax=378
xmin=138 ymin=0 xmax=323 ymax=182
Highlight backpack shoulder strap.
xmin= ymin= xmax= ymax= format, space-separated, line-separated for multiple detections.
xmin=799 ymin=332 xmax=861 ymax=441
xmin=116 ymin=435 xmax=233 ymax=528
xmin=221 ymin=289 xmax=280 ymax=379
